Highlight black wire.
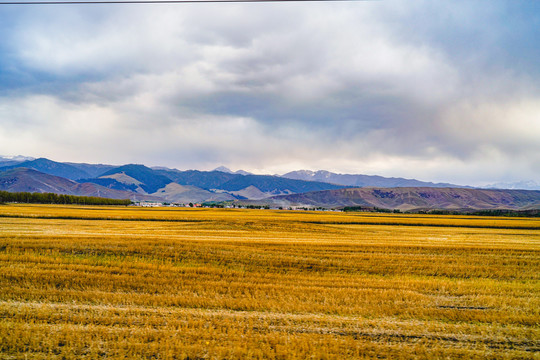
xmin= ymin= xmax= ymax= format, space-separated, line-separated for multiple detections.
xmin=0 ymin=0 xmax=366 ymax=4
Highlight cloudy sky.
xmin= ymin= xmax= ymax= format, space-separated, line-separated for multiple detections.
xmin=1 ymin=0 xmax=539 ymax=185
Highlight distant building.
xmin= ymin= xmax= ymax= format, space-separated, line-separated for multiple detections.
xmin=137 ymin=201 xmax=163 ymax=207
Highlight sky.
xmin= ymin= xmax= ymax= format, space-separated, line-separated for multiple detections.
xmin=0 ymin=0 xmax=539 ymax=186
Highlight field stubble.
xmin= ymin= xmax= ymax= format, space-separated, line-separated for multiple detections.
xmin=0 ymin=204 xmax=539 ymax=359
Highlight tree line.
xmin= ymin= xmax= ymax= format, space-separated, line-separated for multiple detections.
xmin=342 ymin=205 xmax=539 ymax=217
xmin=0 ymin=191 xmax=131 ymax=206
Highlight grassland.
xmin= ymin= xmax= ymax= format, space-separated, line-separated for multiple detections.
xmin=0 ymin=204 xmax=539 ymax=359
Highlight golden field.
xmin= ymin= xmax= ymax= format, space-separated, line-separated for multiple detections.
xmin=0 ymin=204 xmax=539 ymax=359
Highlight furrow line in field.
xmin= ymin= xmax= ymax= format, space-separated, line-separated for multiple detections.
xmin=303 ymin=221 xmax=540 ymax=230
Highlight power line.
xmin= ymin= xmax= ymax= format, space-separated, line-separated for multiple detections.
xmin=0 ymin=0 xmax=367 ymax=4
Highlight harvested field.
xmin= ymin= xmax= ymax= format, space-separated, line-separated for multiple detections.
xmin=0 ymin=204 xmax=539 ymax=359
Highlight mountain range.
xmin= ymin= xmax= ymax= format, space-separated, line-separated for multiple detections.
xmin=0 ymin=157 xmax=344 ymax=204
xmin=281 ymin=170 xmax=465 ymax=188
xmin=1 ymin=156 xmax=539 ymax=211
xmin=267 ymin=187 xmax=540 ymax=211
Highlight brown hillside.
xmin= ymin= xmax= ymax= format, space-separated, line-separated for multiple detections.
xmin=0 ymin=168 xmax=156 ymax=201
xmin=271 ymin=187 xmax=540 ymax=210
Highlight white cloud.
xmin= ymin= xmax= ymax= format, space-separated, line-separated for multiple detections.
xmin=1 ymin=1 xmax=539 ymax=184
xmin=438 ymin=98 xmax=540 ymax=158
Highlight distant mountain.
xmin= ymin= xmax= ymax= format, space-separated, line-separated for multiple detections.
xmin=0 ymin=159 xmax=23 ymax=168
xmin=282 ymin=170 xmax=464 ymax=188
xmin=0 ymin=155 xmax=36 ymax=167
xmin=156 ymin=169 xmax=238 ymax=190
xmin=213 ymin=166 xmax=252 ymax=175
xmin=0 ymin=155 xmax=35 ymax=162
xmin=484 ymin=181 xmax=540 ymax=191
xmin=217 ymin=174 xmax=343 ymax=195
xmin=0 ymin=158 xmax=91 ymax=180
xmin=268 ymin=187 xmax=540 ymax=211
xmin=152 ymin=183 xmax=235 ymax=203
xmin=234 ymin=170 xmax=252 ymax=176
xmin=99 ymin=164 xmax=172 ymax=194
xmin=214 ymin=166 xmax=233 ymax=173
xmin=65 ymin=163 xmax=116 ymax=178
xmin=0 ymin=168 xmax=155 ymax=201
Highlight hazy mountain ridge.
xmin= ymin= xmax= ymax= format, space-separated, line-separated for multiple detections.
xmin=0 ymin=155 xmax=35 ymax=167
xmin=0 ymin=155 xmax=35 ymax=162
xmin=0 ymin=158 xmax=91 ymax=180
xmin=282 ymin=170 xmax=467 ymax=188
xmin=66 ymin=162 xmax=116 ymax=178
xmin=213 ymin=166 xmax=252 ymax=176
xmin=0 ymin=159 xmax=25 ymax=168
xmin=484 ymin=180 xmax=540 ymax=191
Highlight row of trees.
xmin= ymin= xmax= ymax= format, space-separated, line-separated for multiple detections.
xmin=0 ymin=191 xmax=131 ymax=206
xmin=342 ymin=206 xmax=539 ymax=217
